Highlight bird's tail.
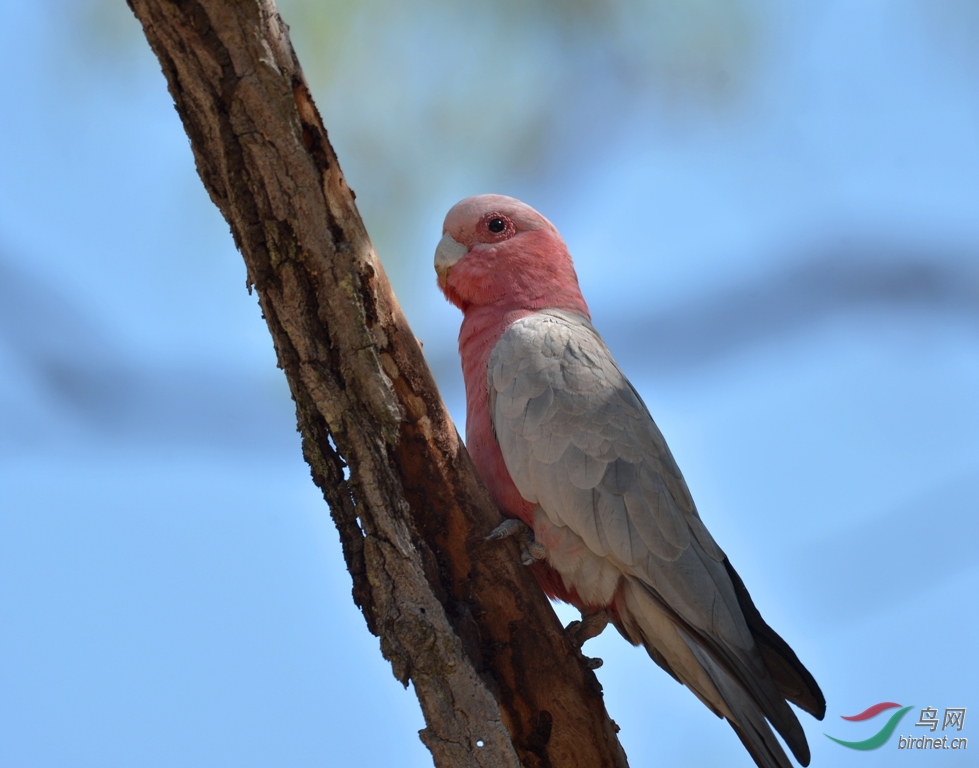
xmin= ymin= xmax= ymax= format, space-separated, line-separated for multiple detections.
xmin=723 ymin=559 xmax=826 ymax=720
xmin=615 ymin=578 xmax=810 ymax=768
xmin=680 ymin=630 xmax=796 ymax=768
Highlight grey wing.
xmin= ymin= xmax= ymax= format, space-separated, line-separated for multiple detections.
xmin=488 ymin=310 xmax=751 ymax=650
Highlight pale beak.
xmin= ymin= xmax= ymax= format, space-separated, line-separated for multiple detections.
xmin=434 ymin=232 xmax=469 ymax=286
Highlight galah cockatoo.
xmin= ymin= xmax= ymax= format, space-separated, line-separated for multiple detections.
xmin=435 ymin=195 xmax=825 ymax=768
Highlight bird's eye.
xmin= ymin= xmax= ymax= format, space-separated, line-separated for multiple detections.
xmin=488 ymin=217 xmax=506 ymax=233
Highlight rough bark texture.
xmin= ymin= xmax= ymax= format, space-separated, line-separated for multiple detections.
xmin=127 ymin=2 xmax=630 ymax=767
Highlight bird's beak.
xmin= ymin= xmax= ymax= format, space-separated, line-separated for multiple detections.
xmin=434 ymin=232 xmax=469 ymax=287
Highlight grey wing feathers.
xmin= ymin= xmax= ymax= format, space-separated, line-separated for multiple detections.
xmin=489 ymin=310 xmax=738 ymax=636
xmin=489 ymin=310 xmax=821 ymax=767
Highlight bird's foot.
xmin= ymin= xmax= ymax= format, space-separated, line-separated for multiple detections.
xmin=484 ymin=519 xmax=546 ymax=566
xmin=566 ymin=608 xmax=610 ymax=669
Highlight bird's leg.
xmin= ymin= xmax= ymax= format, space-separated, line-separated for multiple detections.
xmin=484 ymin=518 xmax=546 ymax=566
xmin=567 ymin=608 xmax=610 ymax=646
xmin=566 ymin=608 xmax=611 ymax=669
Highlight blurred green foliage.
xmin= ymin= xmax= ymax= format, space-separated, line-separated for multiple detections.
xmin=276 ymin=0 xmax=759 ymax=260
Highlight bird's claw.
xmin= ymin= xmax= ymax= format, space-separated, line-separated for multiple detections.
xmin=566 ymin=609 xmax=611 ymax=669
xmin=526 ymin=540 xmax=546 ymax=560
xmin=485 ymin=519 xmax=546 ymax=566
xmin=484 ymin=518 xmax=527 ymax=542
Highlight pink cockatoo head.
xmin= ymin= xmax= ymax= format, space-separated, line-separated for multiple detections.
xmin=435 ymin=194 xmax=590 ymax=319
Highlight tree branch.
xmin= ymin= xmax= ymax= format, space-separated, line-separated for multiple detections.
xmin=126 ymin=2 xmax=629 ymax=766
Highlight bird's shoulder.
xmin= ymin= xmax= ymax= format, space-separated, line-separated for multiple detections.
xmin=489 ymin=309 xmax=618 ymax=399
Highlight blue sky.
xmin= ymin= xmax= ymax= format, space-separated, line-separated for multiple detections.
xmin=0 ymin=1 xmax=976 ymax=767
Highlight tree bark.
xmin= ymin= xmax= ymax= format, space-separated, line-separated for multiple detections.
xmin=126 ymin=2 xmax=630 ymax=767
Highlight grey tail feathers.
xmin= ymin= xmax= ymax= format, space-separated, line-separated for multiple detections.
xmin=681 ymin=630 xmax=798 ymax=768
xmin=724 ymin=559 xmax=826 ymax=720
